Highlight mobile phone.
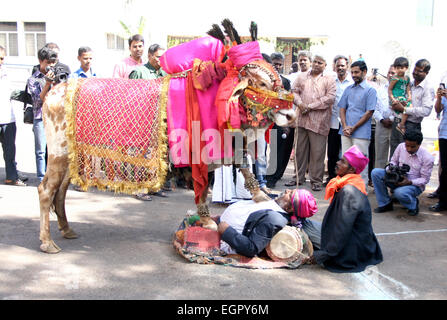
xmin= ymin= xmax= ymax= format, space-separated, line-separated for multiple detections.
xmin=440 ymin=83 xmax=446 ymax=89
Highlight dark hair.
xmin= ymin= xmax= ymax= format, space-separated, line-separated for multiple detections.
xmin=403 ymin=130 xmax=423 ymax=145
xmin=270 ymin=52 xmax=284 ymax=61
xmin=262 ymin=53 xmax=272 ymax=64
xmin=38 ymin=46 xmax=58 ymax=62
xmin=44 ymin=42 xmax=60 ymax=50
xmin=333 ymin=54 xmax=348 ymax=64
xmin=128 ymin=34 xmax=144 ymax=47
xmin=393 ymin=56 xmax=409 ymax=68
xmin=415 ymin=59 xmax=431 ymax=73
xmin=148 ymin=43 xmax=163 ymax=55
xmin=78 ymin=46 xmax=92 ymax=56
xmin=351 ymin=60 xmax=368 ymax=72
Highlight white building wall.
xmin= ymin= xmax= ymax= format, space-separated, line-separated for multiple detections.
xmin=1 ymin=0 xmax=445 ymax=85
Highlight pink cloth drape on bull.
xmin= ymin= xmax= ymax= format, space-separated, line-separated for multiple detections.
xmin=160 ymin=36 xmax=225 ymax=166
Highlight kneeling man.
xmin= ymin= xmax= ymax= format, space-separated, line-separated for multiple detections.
xmin=312 ymin=145 xmax=383 ymax=272
xmin=217 ymin=189 xmax=320 ymax=258
xmin=371 ymin=130 xmax=434 ymax=216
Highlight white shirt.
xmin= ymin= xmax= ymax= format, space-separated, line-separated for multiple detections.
xmin=331 ymin=74 xmax=353 ymax=129
xmin=373 ymin=82 xmax=392 ymax=122
xmin=0 ymin=66 xmax=15 ymax=124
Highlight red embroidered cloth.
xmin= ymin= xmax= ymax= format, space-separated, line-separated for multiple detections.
xmin=66 ymin=78 xmax=169 ymax=193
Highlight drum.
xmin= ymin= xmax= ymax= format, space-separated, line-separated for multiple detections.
xmin=266 ymin=226 xmax=313 ymax=263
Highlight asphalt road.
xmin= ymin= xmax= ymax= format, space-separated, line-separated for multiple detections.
xmin=0 ymin=102 xmax=446 ymax=300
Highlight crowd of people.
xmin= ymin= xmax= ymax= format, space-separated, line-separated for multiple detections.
xmin=1 ymin=33 xmax=447 ymax=271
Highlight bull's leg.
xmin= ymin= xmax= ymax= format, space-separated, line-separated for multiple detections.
xmin=239 ymin=167 xmax=271 ymax=202
xmin=38 ymin=155 xmax=70 ymax=253
xmin=53 ymin=167 xmax=78 ymax=240
xmin=197 ymin=182 xmax=218 ymax=231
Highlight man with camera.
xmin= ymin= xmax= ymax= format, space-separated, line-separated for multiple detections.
xmin=371 ymin=130 xmax=434 ymax=216
xmin=26 ymin=46 xmax=61 ymax=182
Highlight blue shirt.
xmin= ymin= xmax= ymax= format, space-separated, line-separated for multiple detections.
xmin=70 ymin=67 xmax=97 ymax=78
xmin=439 ymin=97 xmax=447 ymax=139
xmin=338 ymin=79 xmax=377 ymax=139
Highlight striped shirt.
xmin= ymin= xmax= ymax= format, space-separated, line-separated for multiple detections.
xmin=292 ymin=70 xmax=336 ymax=136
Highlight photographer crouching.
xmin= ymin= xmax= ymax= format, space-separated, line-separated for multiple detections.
xmin=371 ymin=130 xmax=434 ymax=216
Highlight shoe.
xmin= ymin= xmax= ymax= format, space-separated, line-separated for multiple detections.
xmin=374 ymin=201 xmax=393 ymax=213
xmin=284 ymin=180 xmax=297 ymax=187
xmin=150 ymin=191 xmax=168 ymax=198
xmin=429 ymin=202 xmax=447 ymax=212
xmin=427 ymin=191 xmax=439 ymax=199
xmin=135 ymin=193 xmax=152 ymax=201
xmin=18 ymin=174 xmax=28 ymax=182
xmin=266 ymin=181 xmax=276 ymax=188
xmin=74 ymin=185 xmax=85 ymax=192
xmin=5 ymin=179 xmax=27 ymax=186
xmin=407 ymin=199 xmax=419 ymax=216
xmin=311 ymin=184 xmax=322 ymax=192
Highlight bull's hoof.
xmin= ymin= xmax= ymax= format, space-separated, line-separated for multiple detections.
xmin=252 ymin=191 xmax=271 ymax=203
xmin=40 ymin=240 xmax=61 ymax=254
xmin=62 ymin=228 xmax=78 ymax=239
xmin=200 ymin=217 xmax=218 ymax=231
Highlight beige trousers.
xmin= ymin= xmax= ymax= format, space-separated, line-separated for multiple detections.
xmin=294 ymin=126 xmax=327 ymax=186
xmin=341 ymin=135 xmax=370 ymax=187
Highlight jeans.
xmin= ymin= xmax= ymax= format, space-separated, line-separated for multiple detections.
xmin=371 ymin=168 xmax=422 ymax=210
xmin=0 ymin=122 xmax=18 ymax=181
xmin=254 ymin=134 xmax=267 ymax=188
xmin=33 ymin=118 xmax=47 ymax=182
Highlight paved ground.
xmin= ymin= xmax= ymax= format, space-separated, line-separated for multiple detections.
xmin=0 ymin=103 xmax=446 ymax=300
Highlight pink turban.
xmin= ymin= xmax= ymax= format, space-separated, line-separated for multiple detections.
xmin=291 ymin=189 xmax=318 ymax=222
xmin=227 ymin=41 xmax=263 ymax=69
xmin=343 ymin=145 xmax=369 ymax=174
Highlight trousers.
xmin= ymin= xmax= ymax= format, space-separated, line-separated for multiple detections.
xmin=295 ymin=126 xmax=327 ymax=186
xmin=371 ymin=168 xmax=422 ymax=210
xmin=0 ymin=122 xmax=18 ymax=181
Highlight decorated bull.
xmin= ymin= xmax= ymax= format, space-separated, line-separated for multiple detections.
xmin=37 ymin=20 xmax=296 ymax=253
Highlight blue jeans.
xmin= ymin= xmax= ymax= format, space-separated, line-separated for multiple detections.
xmin=0 ymin=122 xmax=18 ymax=181
xmin=33 ymin=118 xmax=47 ymax=182
xmin=255 ymin=134 xmax=267 ymax=188
xmin=371 ymin=168 xmax=422 ymax=210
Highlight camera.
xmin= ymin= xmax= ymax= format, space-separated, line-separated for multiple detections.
xmin=440 ymin=83 xmax=445 ymax=90
xmin=45 ymin=65 xmax=69 ymax=84
xmin=384 ymin=163 xmax=410 ymax=188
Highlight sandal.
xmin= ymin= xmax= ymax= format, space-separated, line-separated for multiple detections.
xmin=135 ymin=193 xmax=152 ymax=201
xmin=5 ymin=179 xmax=27 ymax=186
xmin=284 ymin=180 xmax=297 ymax=187
xmin=151 ymin=191 xmax=168 ymax=198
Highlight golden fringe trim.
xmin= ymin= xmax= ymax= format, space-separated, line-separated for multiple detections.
xmin=64 ymin=78 xmax=171 ymax=195
xmin=65 ymin=78 xmax=83 ymax=189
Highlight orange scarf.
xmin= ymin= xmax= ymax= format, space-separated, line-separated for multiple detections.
xmin=324 ymin=174 xmax=367 ymax=202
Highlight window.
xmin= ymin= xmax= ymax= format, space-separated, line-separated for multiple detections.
xmin=0 ymin=22 xmax=18 ymax=56
xmin=24 ymin=22 xmax=46 ymax=56
xmin=107 ymin=33 xmax=125 ymax=50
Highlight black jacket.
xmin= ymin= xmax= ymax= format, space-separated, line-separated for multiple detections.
xmin=313 ymin=184 xmax=383 ymax=273
xmin=221 ymin=209 xmax=289 ymax=258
